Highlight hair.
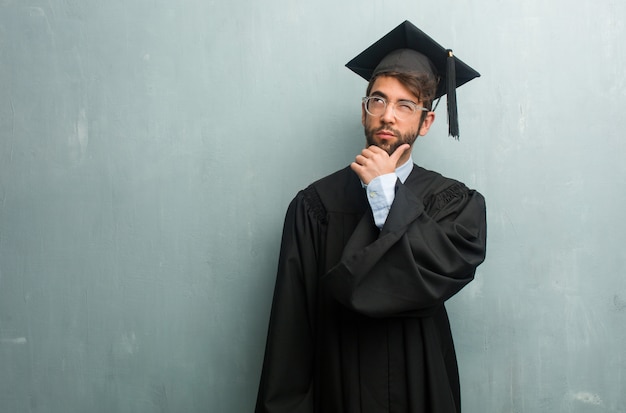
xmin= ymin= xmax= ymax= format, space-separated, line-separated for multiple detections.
xmin=366 ymin=71 xmax=438 ymax=111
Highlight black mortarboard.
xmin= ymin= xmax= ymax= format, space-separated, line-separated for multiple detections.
xmin=346 ymin=20 xmax=480 ymax=138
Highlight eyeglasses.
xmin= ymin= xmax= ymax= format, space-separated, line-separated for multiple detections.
xmin=362 ymin=96 xmax=428 ymax=120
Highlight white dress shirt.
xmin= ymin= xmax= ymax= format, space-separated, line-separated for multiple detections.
xmin=363 ymin=157 xmax=414 ymax=230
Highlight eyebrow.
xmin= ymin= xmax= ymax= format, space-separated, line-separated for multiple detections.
xmin=370 ymin=91 xmax=389 ymax=99
xmin=370 ymin=91 xmax=418 ymax=105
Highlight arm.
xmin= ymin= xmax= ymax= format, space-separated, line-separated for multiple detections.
xmin=365 ymin=173 xmax=398 ymax=230
xmin=255 ymin=190 xmax=324 ymax=413
xmin=323 ymin=179 xmax=487 ymax=318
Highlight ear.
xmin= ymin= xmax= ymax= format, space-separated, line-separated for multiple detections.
xmin=418 ymin=111 xmax=436 ymax=136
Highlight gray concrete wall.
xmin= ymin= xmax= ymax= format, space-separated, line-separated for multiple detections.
xmin=1 ymin=0 xmax=624 ymax=411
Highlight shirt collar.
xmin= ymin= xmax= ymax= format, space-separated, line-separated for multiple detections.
xmin=396 ymin=156 xmax=414 ymax=183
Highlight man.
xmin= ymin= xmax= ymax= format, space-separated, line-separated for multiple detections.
xmin=256 ymin=21 xmax=487 ymax=413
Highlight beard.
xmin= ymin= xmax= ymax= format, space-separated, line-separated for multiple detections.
xmin=364 ymin=123 xmax=419 ymax=156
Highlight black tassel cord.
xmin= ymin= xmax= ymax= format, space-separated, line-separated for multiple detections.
xmin=446 ymin=49 xmax=459 ymax=139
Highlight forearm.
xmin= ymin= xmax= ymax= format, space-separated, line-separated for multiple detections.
xmin=323 ymin=184 xmax=487 ymax=317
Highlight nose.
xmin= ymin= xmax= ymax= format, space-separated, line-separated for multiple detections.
xmin=380 ymin=102 xmax=396 ymax=123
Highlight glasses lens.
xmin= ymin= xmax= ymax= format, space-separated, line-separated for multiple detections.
xmin=365 ymin=97 xmax=419 ymax=119
xmin=394 ymin=102 xmax=416 ymax=119
xmin=366 ymin=97 xmax=386 ymax=116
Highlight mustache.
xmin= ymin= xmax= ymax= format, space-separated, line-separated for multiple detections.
xmin=375 ymin=126 xmax=400 ymax=136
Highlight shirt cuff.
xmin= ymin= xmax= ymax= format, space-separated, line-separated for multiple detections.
xmin=366 ymin=173 xmax=397 ymax=229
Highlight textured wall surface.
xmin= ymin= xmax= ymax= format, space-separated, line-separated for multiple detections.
xmin=1 ymin=0 xmax=625 ymax=412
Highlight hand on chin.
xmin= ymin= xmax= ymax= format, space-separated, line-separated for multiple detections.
xmin=373 ymin=140 xmax=397 ymax=156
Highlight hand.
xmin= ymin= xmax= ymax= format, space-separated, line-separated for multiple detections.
xmin=350 ymin=144 xmax=410 ymax=185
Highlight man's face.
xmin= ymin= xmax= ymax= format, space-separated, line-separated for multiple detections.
xmin=362 ymin=75 xmax=435 ymax=160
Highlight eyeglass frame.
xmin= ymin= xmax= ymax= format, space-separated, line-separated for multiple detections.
xmin=362 ymin=95 xmax=429 ymax=120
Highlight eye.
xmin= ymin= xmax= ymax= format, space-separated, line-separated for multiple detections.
xmin=396 ymin=101 xmax=416 ymax=114
xmin=366 ymin=97 xmax=386 ymax=113
xmin=370 ymin=97 xmax=385 ymax=106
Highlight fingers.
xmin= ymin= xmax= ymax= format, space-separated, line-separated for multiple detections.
xmin=360 ymin=143 xmax=410 ymax=162
xmin=355 ymin=148 xmax=385 ymax=167
xmin=359 ymin=146 xmax=387 ymax=162
xmin=352 ymin=150 xmax=388 ymax=184
xmin=390 ymin=144 xmax=410 ymax=162
xmin=352 ymin=144 xmax=411 ymax=184
xmin=363 ymin=145 xmax=386 ymax=156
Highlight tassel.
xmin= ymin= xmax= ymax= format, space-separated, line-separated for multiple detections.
xmin=446 ymin=49 xmax=459 ymax=139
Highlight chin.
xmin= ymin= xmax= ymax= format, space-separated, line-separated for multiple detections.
xmin=368 ymin=137 xmax=393 ymax=151
xmin=380 ymin=144 xmax=395 ymax=155
xmin=378 ymin=141 xmax=399 ymax=155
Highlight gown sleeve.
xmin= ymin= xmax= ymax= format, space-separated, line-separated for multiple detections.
xmin=255 ymin=188 xmax=325 ymax=413
xmin=323 ymin=180 xmax=487 ymax=318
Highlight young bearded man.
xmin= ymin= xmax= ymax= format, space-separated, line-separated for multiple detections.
xmin=255 ymin=21 xmax=487 ymax=413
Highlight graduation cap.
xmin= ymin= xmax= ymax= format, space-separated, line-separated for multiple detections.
xmin=346 ymin=20 xmax=480 ymax=138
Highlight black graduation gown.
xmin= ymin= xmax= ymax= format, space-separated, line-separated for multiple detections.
xmin=255 ymin=164 xmax=487 ymax=413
